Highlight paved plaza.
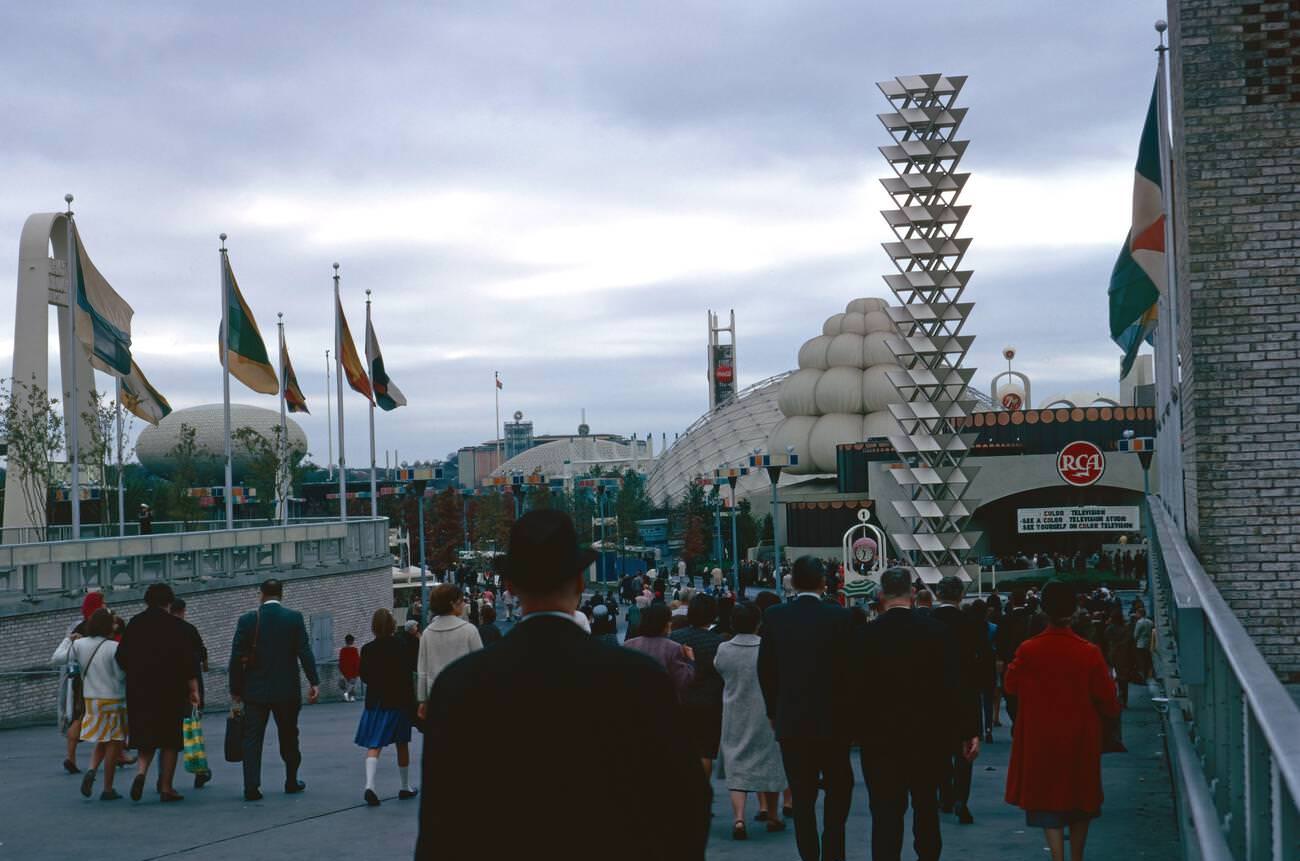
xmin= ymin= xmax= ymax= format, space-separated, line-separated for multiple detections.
xmin=2 ymin=679 xmax=1180 ymax=860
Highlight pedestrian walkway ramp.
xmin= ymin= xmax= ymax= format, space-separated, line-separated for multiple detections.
xmin=1148 ymin=503 xmax=1300 ymax=860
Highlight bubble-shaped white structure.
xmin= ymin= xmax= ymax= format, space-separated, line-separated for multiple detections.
xmin=769 ymin=297 xmax=899 ymax=474
xmin=137 ymin=404 xmax=308 ymax=484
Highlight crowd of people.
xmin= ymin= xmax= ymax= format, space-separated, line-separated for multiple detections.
xmin=50 ymin=510 xmax=1145 ymax=861
xmin=991 ymin=547 xmax=1149 ymax=579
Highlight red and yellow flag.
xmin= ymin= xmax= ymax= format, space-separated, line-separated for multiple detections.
xmin=336 ymin=296 xmax=373 ymax=402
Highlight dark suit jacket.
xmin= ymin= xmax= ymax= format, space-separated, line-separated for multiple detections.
xmin=851 ymin=607 xmax=961 ymax=746
xmin=757 ymin=594 xmax=854 ymax=741
xmin=931 ymin=604 xmax=986 ymax=741
xmin=416 ymin=615 xmax=709 ymax=861
xmin=228 ymin=601 xmax=319 ymax=703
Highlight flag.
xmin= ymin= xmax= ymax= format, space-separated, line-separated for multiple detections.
xmin=71 ymin=222 xmax=133 ymax=376
xmin=365 ymin=314 xmax=406 ymax=411
xmin=281 ymin=338 xmax=309 ymax=414
xmin=220 ymin=255 xmax=278 ymax=394
xmin=337 ymin=297 xmax=373 ymax=401
xmin=1108 ymin=79 xmax=1165 ymax=378
xmin=119 ymin=360 xmax=171 ymax=425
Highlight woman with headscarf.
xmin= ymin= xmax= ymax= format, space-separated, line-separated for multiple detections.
xmin=1004 ymin=580 xmax=1122 ymax=861
xmin=53 ymin=609 xmax=128 ymax=799
xmin=51 ymin=592 xmax=106 ymax=773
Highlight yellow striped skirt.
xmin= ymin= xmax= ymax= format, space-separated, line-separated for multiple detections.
xmin=80 ymin=697 xmax=127 ymax=743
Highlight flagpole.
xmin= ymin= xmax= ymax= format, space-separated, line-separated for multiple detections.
xmin=325 ymin=349 xmax=333 ymax=481
xmin=278 ymin=313 xmax=289 ymax=526
xmin=115 ymin=379 xmax=125 ymax=537
xmin=65 ymin=195 xmax=82 ymax=540
xmin=219 ymin=234 xmax=234 ymax=530
xmin=494 ymin=371 xmax=502 ymax=472
xmin=366 ymin=290 xmax=378 ymax=518
xmin=1154 ymin=18 xmax=1185 ymax=528
xmin=334 ymin=263 xmax=347 ymax=523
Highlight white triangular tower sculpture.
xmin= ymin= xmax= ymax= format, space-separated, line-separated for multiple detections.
xmin=877 ymin=74 xmax=981 ymax=585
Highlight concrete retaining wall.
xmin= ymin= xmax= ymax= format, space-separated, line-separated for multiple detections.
xmin=0 ymin=564 xmax=391 ymax=728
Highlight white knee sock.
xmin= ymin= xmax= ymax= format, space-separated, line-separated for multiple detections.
xmin=365 ymin=757 xmax=378 ymax=791
xmin=399 ymin=765 xmax=411 ymax=791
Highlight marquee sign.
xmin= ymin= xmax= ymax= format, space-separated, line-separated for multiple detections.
xmin=1018 ymin=505 xmax=1139 ymax=534
xmin=1057 ymin=440 xmax=1105 ymax=487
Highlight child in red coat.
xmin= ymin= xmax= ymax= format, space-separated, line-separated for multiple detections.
xmin=339 ymin=635 xmax=361 ymax=702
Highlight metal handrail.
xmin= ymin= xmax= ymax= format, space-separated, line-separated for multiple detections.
xmin=1150 ymin=501 xmax=1300 ymax=859
xmin=0 ymin=518 xmax=391 ymax=603
xmin=0 ymin=516 xmax=349 ymax=548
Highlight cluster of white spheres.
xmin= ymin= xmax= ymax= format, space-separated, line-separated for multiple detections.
xmin=767 ymin=297 xmax=902 ymax=474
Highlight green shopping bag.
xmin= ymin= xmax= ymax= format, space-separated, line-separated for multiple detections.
xmin=182 ymin=709 xmax=210 ymax=774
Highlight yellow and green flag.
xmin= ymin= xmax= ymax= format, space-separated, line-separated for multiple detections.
xmin=119 ymin=360 xmax=172 ymax=425
xmin=72 ymin=222 xmax=133 ymax=377
xmin=220 ymin=255 xmax=278 ymax=395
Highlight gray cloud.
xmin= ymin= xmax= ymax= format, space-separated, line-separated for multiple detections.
xmin=0 ymin=0 xmax=1166 ymax=467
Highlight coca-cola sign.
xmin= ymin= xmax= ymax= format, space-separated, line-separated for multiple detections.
xmin=1057 ymin=440 xmax=1105 ymax=487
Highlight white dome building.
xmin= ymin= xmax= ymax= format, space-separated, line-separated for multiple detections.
xmin=136 ymin=404 xmax=308 ymax=483
xmin=493 ymin=434 xmax=649 ymax=481
xmin=769 ymin=297 xmax=901 ymax=475
xmin=645 ymin=372 xmax=791 ymax=504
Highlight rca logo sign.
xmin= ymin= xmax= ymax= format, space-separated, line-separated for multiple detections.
xmin=1057 ymin=441 xmax=1105 ymax=487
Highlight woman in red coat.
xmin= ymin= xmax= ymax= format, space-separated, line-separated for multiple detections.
xmin=1004 ymin=580 xmax=1121 ymax=861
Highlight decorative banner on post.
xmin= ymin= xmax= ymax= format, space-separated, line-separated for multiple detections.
xmin=1017 ymin=506 xmax=1139 ymax=534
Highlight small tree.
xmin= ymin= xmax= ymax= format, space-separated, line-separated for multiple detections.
xmin=80 ymin=389 xmax=122 ymax=528
xmin=430 ymin=486 xmax=464 ymax=570
xmin=0 ymin=379 xmax=64 ymax=539
xmin=233 ymin=425 xmax=307 ymax=522
xmin=736 ymin=497 xmax=758 ymax=559
xmin=162 ymin=424 xmax=204 ymax=528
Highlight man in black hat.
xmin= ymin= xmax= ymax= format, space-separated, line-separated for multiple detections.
xmin=415 ymin=511 xmax=710 ymax=861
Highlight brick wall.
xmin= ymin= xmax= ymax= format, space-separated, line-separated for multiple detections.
xmin=0 ymin=564 xmax=391 ymax=728
xmin=1171 ymin=0 xmax=1300 ymax=679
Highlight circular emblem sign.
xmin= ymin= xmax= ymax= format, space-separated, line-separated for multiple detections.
xmin=1001 ymin=392 xmax=1022 ymax=410
xmin=1057 ymin=440 xmax=1105 ymax=487
xmin=715 ymin=364 xmax=734 ymax=384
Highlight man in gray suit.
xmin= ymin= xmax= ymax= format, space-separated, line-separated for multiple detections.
xmin=228 ymin=579 xmax=319 ymax=801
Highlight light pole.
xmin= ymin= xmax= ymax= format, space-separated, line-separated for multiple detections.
xmin=410 ymin=478 xmax=430 ymax=628
xmin=1119 ymin=430 xmax=1156 ymax=594
xmin=711 ymin=486 xmax=723 ymax=574
xmin=713 ymin=465 xmax=750 ymax=595
xmin=597 ymin=485 xmax=607 ymax=583
xmin=750 ymin=449 xmax=798 ymax=575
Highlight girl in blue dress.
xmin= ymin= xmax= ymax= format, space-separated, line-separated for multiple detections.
xmin=354 ymin=608 xmax=418 ymax=806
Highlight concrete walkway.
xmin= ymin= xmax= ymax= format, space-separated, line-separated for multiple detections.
xmin=0 ymin=682 xmax=1180 ymax=860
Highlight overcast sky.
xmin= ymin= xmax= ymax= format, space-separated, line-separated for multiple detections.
xmin=0 ymin=1 xmax=1168 ymax=467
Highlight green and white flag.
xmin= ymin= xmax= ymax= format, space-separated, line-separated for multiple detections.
xmin=365 ymin=313 xmax=406 ymax=411
xmin=72 ymin=222 xmax=133 ymax=376
xmin=1108 ymin=79 xmax=1165 ymax=378
xmin=220 ymin=254 xmax=279 ymax=395
xmin=119 ymin=360 xmax=172 ymax=425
